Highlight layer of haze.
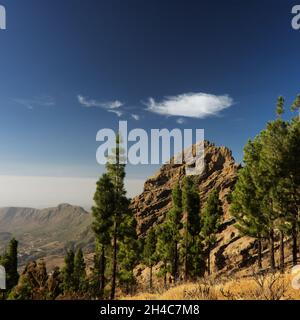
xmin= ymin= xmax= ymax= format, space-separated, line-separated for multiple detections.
xmin=0 ymin=176 xmax=144 ymax=209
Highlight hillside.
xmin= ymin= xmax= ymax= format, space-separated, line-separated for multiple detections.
xmin=0 ymin=204 xmax=93 ymax=269
xmin=131 ymin=141 xmax=295 ymax=278
xmin=125 ymin=273 xmax=299 ymax=300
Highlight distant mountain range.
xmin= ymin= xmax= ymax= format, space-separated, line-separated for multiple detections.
xmin=0 ymin=204 xmax=93 ymax=269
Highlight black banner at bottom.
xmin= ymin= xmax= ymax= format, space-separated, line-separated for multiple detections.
xmin=0 ymin=300 xmax=298 ymax=319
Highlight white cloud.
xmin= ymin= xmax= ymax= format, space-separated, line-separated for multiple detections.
xmin=176 ymin=118 xmax=186 ymax=124
xmin=146 ymin=92 xmax=233 ymax=119
xmin=77 ymin=95 xmax=102 ymax=108
xmin=77 ymin=95 xmax=123 ymax=110
xmin=104 ymin=100 xmax=123 ymax=109
xmin=14 ymin=96 xmax=55 ymax=110
xmin=108 ymin=109 xmax=123 ymax=117
xmin=131 ymin=114 xmax=140 ymax=121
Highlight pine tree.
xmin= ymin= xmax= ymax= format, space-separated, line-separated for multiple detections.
xmin=1 ymin=238 xmax=20 ymax=292
xmin=182 ymin=177 xmax=201 ymax=281
xmin=291 ymin=93 xmax=300 ymax=121
xmin=106 ymin=134 xmax=136 ymax=300
xmin=239 ymin=131 xmax=278 ymax=270
xmin=276 ymin=96 xmax=285 ymax=118
xmin=62 ymin=249 xmax=75 ymax=293
xmin=286 ymin=117 xmax=300 ymax=265
xmin=155 ymin=222 xmax=173 ymax=288
xmin=92 ymin=173 xmax=115 ymax=298
xmin=154 ymin=183 xmax=185 ymax=285
xmin=143 ymin=227 xmax=157 ymax=291
xmin=8 ymin=238 xmax=19 ymax=290
xmin=231 ymin=162 xmax=267 ymax=269
xmin=168 ymin=183 xmax=183 ymax=282
xmin=231 ymin=95 xmax=300 ymax=270
xmin=201 ymin=190 xmax=222 ymax=275
xmin=288 ymin=94 xmax=300 ymax=254
xmin=118 ymin=237 xmax=139 ymax=295
xmin=73 ymin=249 xmax=86 ymax=293
xmin=259 ymin=119 xmax=290 ymax=270
xmin=117 ymin=208 xmax=138 ymax=295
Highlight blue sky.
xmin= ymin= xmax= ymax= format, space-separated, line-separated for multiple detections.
xmin=0 ymin=0 xmax=299 ymax=207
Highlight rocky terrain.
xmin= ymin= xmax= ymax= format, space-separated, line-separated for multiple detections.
xmin=131 ymin=141 xmax=295 ymax=278
xmin=0 ymin=141 xmax=294 ymax=275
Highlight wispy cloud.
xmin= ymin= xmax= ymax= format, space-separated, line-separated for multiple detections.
xmin=14 ymin=96 xmax=55 ymax=110
xmin=108 ymin=109 xmax=123 ymax=117
xmin=176 ymin=117 xmax=186 ymax=124
xmin=104 ymin=100 xmax=123 ymax=109
xmin=77 ymin=95 xmax=123 ymax=111
xmin=77 ymin=95 xmax=102 ymax=108
xmin=146 ymin=92 xmax=233 ymax=119
xmin=131 ymin=114 xmax=140 ymax=121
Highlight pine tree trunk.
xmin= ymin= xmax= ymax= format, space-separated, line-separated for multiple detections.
xmin=110 ymin=222 xmax=117 ymax=300
xmin=269 ymin=229 xmax=275 ymax=270
xmin=163 ymin=262 xmax=167 ymax=289
xmin=149 ymin=265 xmax=153 ymax=292
xmin=184 ymin=248 xmax=188 ymax=281
xmin=280 ymin=230 xmax=285 ymax=273
xmin=184 ymin=230 xmax=188 ymax=282
xmin=174 ymin=240 xmax=178 ymax=283
xmin=99 ymin=246 xmax=105 ymax=299
xmin=292 ymin=223 xmax=298 ymax=266
xmin=257 ymin=237 xmax=262 ymax=269
xmin=207 ymin=244 xmax=211 ymax=276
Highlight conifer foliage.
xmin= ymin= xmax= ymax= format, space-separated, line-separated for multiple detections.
xmin=201 ymin=190 xmax=223 ymax=275
xmin=231 ymin=94 xmax=300 ymax=270
xmin=92 ymin=135 xmax=137 ymax=299
xmin=0 ymin=238 xmax=19 ymax=292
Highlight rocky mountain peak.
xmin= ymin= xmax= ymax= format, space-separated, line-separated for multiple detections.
xmin=131 ymin=141 xmax=239 ymax=236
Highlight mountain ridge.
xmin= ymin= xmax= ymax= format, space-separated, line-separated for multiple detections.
xmin=0 ymin=204 xmax=93 ymax=269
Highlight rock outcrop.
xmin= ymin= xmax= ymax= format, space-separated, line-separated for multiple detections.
xmin=131 ymin=141 xmax=271 ymax=275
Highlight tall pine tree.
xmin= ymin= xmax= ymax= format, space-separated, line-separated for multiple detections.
xmin=106 ymin=134 xmax=136 ymax=300
xmin=201 ymin=190 xmax=222 ymax=275
xmin=0 ymin=238 xmax=19 ymax=292
xmin=62 ymin=249 xmax=75 ymax=293
xmin=73 ymin=248 xmax=86 ymax=293
xmin=291 ymin=93 xmax=300 ymax=121
xmin=182 ymin=177 xmax=201 ymax=281
xmin=231 ymin=161 xmax=267 ymax=269
xmin=92 ymin=173 xmax=115 ymax=298
xmin=143 ymin=227 xmax=157 ymax=291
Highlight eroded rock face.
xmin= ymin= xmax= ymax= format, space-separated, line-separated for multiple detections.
xmin=131 ymin=141 xmax=260 ymax=275
xmin=131 ymin=141 xmax=239 ymax=234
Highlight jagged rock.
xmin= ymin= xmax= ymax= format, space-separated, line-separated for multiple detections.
xmin=131 ymin=141 xmax=261 ymax=276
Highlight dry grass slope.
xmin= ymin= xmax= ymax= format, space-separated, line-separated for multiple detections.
xmin=125 ymin=272 xmax=300 ymax=300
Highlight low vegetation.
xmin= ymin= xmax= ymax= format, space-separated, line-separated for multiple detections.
xmin=126 ymin=271 xmax=299 ymax=300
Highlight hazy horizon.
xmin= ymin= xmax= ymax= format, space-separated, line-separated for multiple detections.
xmin=0 ymin=175 xmax=145 ymax=209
